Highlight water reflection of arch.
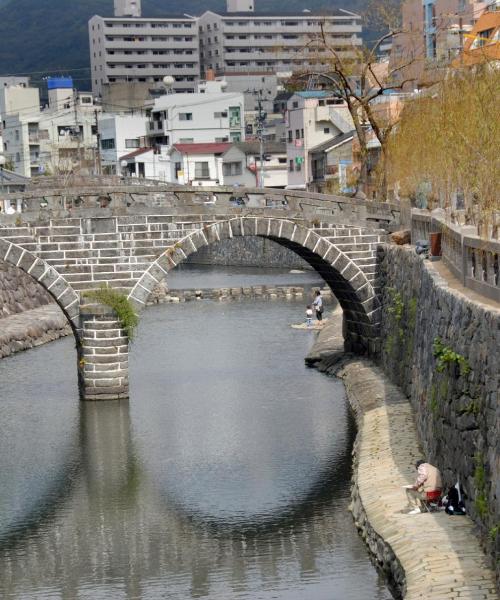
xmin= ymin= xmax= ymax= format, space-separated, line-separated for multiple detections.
xmin=0 ymin=399 xmax=369 ymax=599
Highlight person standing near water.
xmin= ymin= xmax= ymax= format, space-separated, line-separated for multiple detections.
xmin=313 ymin=290 xmax=324 ymax=326
xmin=305 ymin=305 xmax=313 ymax=327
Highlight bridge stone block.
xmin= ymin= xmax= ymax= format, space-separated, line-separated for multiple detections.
xmin=0 ymin=238 xmax=10 ymax=260
xmin=348 ymin=271 xmax=367 ymax=291
xmin=148 ymin=262 xmax=168 ymax=284
xmin=331 ymin=253 xmax=350 ymax=274
xmin=229 ymin=218 xmax=243 ymax=237
xmin=38 ymin=266 xmax=60 ymax=289
xmin=268 ymin=219 xmax=282 ymax=238
xmin=190 ymin=229 xmax=207 ymax=251
xmin=256 ymin=218 xmax=271 ymax=237
xmin=156 ymin=254 xmax=173 ymax=274
xmin=139 ymin=271 xmax=159 ymax=295
xmin=277 ymin=220 xmax=295 ymax=240
xmin=4 ymin=243 xmax=24 ymax=266
xmin=17 ymin=251 xmax=37 ymax=273
xmin=354 ymin=283 xmax=374 ymax=304
xmin=289 ymin=226 xmax=308 ymax=247
xmin=241 ymin=217 xmax=258 ymax=237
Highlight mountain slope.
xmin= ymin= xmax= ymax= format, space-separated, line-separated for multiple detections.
xmin=0 ymin=0 xmax=368 ymax=90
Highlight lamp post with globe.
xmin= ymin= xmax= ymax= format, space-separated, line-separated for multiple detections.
xmin=120 ymin=159 xmax=128 ymax=179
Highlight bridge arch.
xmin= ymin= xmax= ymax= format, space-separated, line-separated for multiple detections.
xmin=128 ymin=217 xmax=381 ymax=354
xmin=0 ymin=238 xmax=80 ymax=329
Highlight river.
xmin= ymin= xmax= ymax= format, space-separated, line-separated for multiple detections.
xmin=0 ymin=266 xmax=391 ymax=599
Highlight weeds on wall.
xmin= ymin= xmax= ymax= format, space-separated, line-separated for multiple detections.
xmin=432 ymin=338 xmax=471 ymax=376
xmin=83 ymin=287 xmax=138 ymax=341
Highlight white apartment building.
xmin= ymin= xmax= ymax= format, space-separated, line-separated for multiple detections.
xmin=148 ymin=82 xmax=245 ymax=148
xmin=89 ymin=0 xmax=200 ymax=98
xmin=0 ymin=77 xmax=35 ymax=155
xmin=198 ymin=2 xmax=362 ymax=77
xmin=98 ymin=114 xmax=148 ymax=174
xmin=285 ymin=91 xmax=354 ymax=189
xmin=2 ymin=78 xmax=99 ymax=178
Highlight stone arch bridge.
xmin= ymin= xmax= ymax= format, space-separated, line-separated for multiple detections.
xmin=0 ymin=186 xmax=399 ymax=400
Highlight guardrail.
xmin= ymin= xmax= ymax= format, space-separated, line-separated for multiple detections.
xmin=411 ymin=209 xmax=500 ymax=302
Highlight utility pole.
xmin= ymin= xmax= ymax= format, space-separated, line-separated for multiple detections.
xmin=255 ymin=90 xmax=267 ymax=188
xmin=94 ymin=109 xmax=102 ymax=176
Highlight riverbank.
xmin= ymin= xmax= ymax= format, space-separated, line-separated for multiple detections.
xmin=307 ymin=312 xmax=498 ymax=599
xmin=0 ymin=305 xmax=71 ymax=359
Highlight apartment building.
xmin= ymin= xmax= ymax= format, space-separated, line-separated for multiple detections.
xmin=89 ymin=0 xmax=200 ymax=98
xmin=2 ymin=78 xmax=99 ymax=178
xmin=390 ymin=0 xmax=489 ymax=88
xmin=286 ymin=91 xmax=354 ymax=189
xmin=198 ymin=2 xmax=362 ymax=78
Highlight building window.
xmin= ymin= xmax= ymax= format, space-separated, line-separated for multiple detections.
xmin=296 ymin=160 xmax=301 ymax=172
xmin=292 ymin=101 xmax=298 ymax=109
xmin=301 ymin=129 xmax=304 ymax=138
xmin=179 ymin=113 xmax=193 ymax=120
xmin=324 ymin=127 xmax=330 ymax=134
xmin=214 ymin=111 xmax=228 ymax=118
xmin=223 ymin=161 xmax=242 ymax=176
xmin=289 ymin=159 xmax=294 ymax=172
xmin=101 ymin=138 xmax=116 ymax=150
xmin=288 ymin=130 xmax=292 ymax=142
xmin=195 ymin=162 xmax=210 ymax=178
xmin=295 ymin=129 xmax=300 ymax=139
xmin=125 ymin=139 xmax=140 ymax=148
xmin=175 ymin=161 xmax=182 ymax=179
xmin=278 ymin=157 xmax=287 ymax=164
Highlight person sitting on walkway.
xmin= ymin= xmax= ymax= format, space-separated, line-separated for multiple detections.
xmin=406 ymin=460 xmax=443 ymax=514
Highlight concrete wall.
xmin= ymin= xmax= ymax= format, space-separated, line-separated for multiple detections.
xmin=378 ymin=245 xmax=500 ymax=573
xmin=0 ymin=261 xmax=52 ymax=317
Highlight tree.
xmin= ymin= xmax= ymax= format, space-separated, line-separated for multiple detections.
xmin=386 ymin=64 xmax=500 ymax=228
xmin=287 ymin=1 xmax=433 ymax=199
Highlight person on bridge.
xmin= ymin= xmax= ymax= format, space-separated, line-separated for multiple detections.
xmin=405 ymin=460 xmax=443 ymax=514
xmin=313 ymin=290 xmax=324 ymax=326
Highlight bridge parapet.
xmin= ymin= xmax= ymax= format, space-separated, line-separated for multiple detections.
xmin=1 ymin=185 xmax=400 ymax=231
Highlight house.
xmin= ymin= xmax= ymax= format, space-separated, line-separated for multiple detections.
xmin=166 ymin=142 xmax=233 ymax=186
xmin=118 ymin=147 xmax=158 ymax=179
xmin=286 ymin=91 xmax=354 ymax=189
xmin=234 ymin=140 xmax=288 ymax=188
xmin=98 ymin=114 xmax=148 ymax=174
xmin=309 ymin=131 xmax=355 ymax=193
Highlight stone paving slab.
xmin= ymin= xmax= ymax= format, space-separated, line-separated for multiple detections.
xmin=307 ymin=314 xmax=498 ymax=600
xmin=0 ymin=304 xmax=71 ymax=358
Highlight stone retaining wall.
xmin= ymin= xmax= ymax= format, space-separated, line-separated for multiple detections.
xmin=0 ymin=261 xmax=51 ymax=318
xmin=307 ymin=311 xmax=497 ymax=599
xmin=378 ymin=245 xmax=500 ymax=580
xmin=186 ymin=238 xmax=310 ymax=269
xmin=0 ymin=305 xmax=71 ymax=359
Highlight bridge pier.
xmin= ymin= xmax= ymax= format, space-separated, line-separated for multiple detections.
xmin=78 ymin=305 xmax=129 ymax=401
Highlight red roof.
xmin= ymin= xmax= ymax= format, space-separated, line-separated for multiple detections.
xmin=120 ymin=147 xmax=153 ymax=161
xmin=173 ymin=142 xmax=232 ymax=155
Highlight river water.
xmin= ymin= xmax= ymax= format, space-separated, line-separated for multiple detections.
xmin=0 ymin=266 xmax=391 ymax=600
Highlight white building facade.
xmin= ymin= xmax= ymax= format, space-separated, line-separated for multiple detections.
xmin=98 ymin=114 xmax=148 ymax=174
xmin=286 ymin=91 xmax=354 ymax=189
xmin=2 ymin=78 xmax=99 ymax=178
xmin=148 ymin=84 xmax=245 ymax=149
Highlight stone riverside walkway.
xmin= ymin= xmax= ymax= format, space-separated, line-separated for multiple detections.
xmin=0 ymin=304 xmax=71 ymax=359
xmin=307 ymin=311 xmax=498 ymax=600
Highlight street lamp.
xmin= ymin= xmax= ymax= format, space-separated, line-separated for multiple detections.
xmin=120 ymin=159 xmax=128 ymax=178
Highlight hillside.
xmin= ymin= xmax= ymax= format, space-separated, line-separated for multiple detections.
xmin=0 ymin=0 xmax=368 ymax=91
